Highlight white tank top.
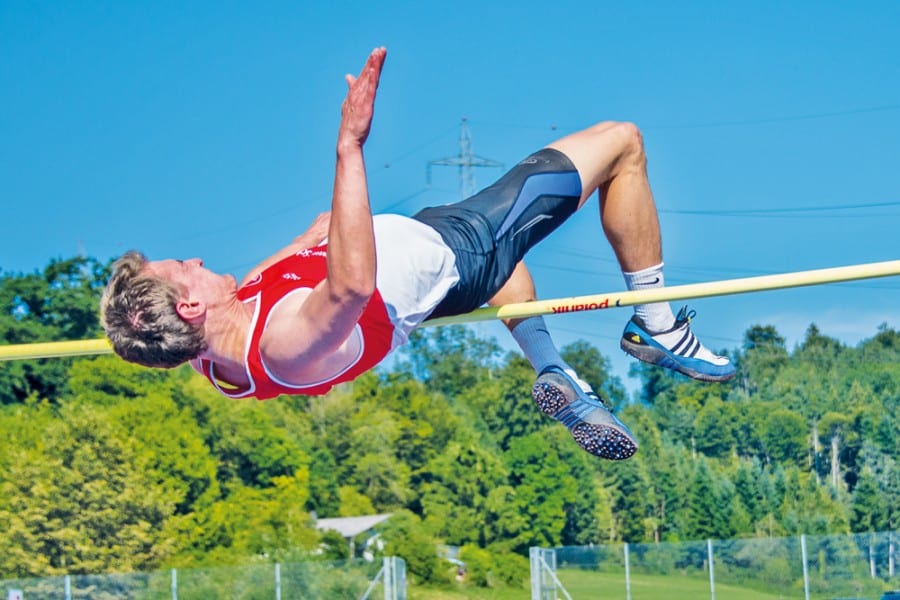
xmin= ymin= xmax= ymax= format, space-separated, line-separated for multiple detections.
xmin=372 ymin=214 xmax=460 ymax=349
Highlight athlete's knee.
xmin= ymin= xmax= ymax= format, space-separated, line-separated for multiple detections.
xmin=582 ymin=121 xmax=647 ymax=166
xmin=610 ymin=121 xmax=647 ymax=167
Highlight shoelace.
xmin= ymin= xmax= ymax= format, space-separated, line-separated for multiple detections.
xmin=585 ymin=390 xmax=616 ymax=413
xmin=675 ymin=305 xmax=697 ymax=325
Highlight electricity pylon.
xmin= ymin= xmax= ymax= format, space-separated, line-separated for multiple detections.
xmin=427 ymin=117 xmax=503 ymax=200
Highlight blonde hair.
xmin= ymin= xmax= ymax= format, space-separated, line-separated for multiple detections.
xmin=100 ymin=251 xmax=206 ymax=368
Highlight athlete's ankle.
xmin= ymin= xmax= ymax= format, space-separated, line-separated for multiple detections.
xmin=510 ymin=318 xmax=595 ymax=394
xmin=623 ymin=263 xmax=674 ymax=332
xmin=635 ymin=305 xmax=675 ymax=333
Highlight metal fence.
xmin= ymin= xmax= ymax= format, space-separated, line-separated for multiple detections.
xmin=2 ymin=556 xmax=406 ymax=600
xmin=532 ymin=530 xmax=899 ymax=600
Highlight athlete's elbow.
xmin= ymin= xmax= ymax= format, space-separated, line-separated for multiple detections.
xmin=329 ymin=275 xmax=376 ymax=305
xmin=326 ymin=253 xmax=376 ymax=303
xmin=346 ymin=281 xmax=376 ymax=302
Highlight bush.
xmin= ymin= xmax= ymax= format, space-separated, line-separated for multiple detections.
xmin=459 ymin=545 xmax=492 ymax=587
xmin=490 ymin=551 xmax=528 ymax=588
xmin=379 ymin=511 xmax=446 ymax=585
xmin=458 ymin=545 xmax=528 ymax=589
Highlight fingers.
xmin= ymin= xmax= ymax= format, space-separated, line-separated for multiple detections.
xmin=338 ymin=48 xmax=387 ymax=144
xmin=368 ymin=47 xmax=386 ymax=85
xmin=367 ymin=46 xmax=387 ymax=72
xmin=348 ymin=47 xmax=386 ymax=89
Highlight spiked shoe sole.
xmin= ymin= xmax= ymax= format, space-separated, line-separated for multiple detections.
xmin=532 ymin=380 xmax=638 ymax=461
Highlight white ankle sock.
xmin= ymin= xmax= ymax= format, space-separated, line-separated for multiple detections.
xmin=623 ymin=263 xmax=675 ymax=332
xmin=510 ymin=317 xmax=593 ymax=393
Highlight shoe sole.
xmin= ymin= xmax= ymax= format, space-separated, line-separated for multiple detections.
xmin=621 ymin=338 xmax=734 ymax=383
xmin=532 ymin=381 xmax=638 ymax=461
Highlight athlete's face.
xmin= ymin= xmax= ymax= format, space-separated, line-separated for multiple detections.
xmin=144 ymin=258 xmax=237 ymax=305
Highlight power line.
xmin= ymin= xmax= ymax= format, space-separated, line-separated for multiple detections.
xmin=645 ymin=102 xmax=900 ymax=130
xmin=381 ymin=124 xmax=459 ymax=168
xmin=660 ymin=201 xmax=900 ymax=217
xmin=469 ymin=101 xmax=900 ymax=133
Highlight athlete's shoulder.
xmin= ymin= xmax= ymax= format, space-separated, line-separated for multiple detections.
xmin=240 ymin=244 xmax=329 ymax=288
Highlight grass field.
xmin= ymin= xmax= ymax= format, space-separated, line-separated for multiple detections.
xmin=558 ymin=570 xmax=792 ymax=599
xmin=409 ymin=569 xmax=809 ymax=599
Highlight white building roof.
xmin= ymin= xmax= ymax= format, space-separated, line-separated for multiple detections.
xmin=314 ymin=514 xmax=393 ymax=538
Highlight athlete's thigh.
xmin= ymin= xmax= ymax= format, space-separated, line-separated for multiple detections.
xmin=452 ymin=147 xmax=581 ymax=239
xmin=545 ymin=121 xmax=639 ymax=207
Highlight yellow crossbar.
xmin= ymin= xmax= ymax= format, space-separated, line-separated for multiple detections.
xmin=421 ymin=259 xmax=900 ymax=326
xmin=1 ymin=259 xmax=897 ymax=361
xmin=0 ymin=338 xmax=113 ymax=361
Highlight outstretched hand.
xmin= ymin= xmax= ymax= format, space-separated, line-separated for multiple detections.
xmin=302 ymin=211 xmax=331 ymax=245
xmin=339 ymin=47 xmax=387 ymax=147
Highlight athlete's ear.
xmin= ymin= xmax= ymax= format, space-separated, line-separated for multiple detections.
xmin=176 ymin=299 xmax=207 ymax=324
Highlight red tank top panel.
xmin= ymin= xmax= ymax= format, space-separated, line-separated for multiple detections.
xmin=198 ymin=244 xmax=394 ymax=399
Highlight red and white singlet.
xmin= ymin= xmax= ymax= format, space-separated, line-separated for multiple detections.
xmin=200 ymin=215 xmax=459 ymax=399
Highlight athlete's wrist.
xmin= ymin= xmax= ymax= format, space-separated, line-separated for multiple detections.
xmin=336 ymin=136 xmax=364 ymax=156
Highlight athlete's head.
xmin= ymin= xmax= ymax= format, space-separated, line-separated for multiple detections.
xmin=101 ymin=250 xmax=207 ymax=368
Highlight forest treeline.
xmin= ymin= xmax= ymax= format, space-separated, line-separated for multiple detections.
xmin=0 ymin=256 xmax=897 ymax=586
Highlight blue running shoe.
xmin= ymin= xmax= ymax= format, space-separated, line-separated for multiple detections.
xmin=531 ymin=366 xmax=638 ymax=461
xmin=620 ymin=306 xmax=735 ymax=382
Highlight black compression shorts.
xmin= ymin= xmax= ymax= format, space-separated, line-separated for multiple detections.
xmin=413 ymin=147 xmax=582 ymax=319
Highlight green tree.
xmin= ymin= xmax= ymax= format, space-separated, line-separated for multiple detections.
xmin=0 ymin=401 xmax=63 ymax=576
xmin=757 ymin=408 xmax=807 ymax=465
xmin=398 ymin=326 xmax=500 ymax=398
xmin=694 ymin=397 xmax=736 ymax=458
xmin=182 ymin=471 xmax=317 ymax=564
xmin=561 ymin=340 xmax=627 ymax=411
xmin=202 ymin=398 xmax=308 ymax=488
xmin=502 ymin=432 xmax=577 ymax=551
xmin=779 ymin=467 xmax=848 ymax=535
xmin=66 ymin=354 xmax=175 ymax=403
xmin=306 ymin=446 xmax=341 ymax=517
xmin=850 ymin=467 xmax=881 ymax=532
xmin=0 ymin=402 xmax=179 ymax=576
xmin=628 ymin=360 xmax=682 ymax=406
xmin=733 ymin=458 xmax=769 ymax=525
xmin=338 ymin=486 xmax=376 ymax=516
xmin=458 ymin=353 xmax=546 ymax=452
xmin=795 ymin=324 xmax=845 ymax=371
xmin=737 ymin=324 xmax=788 ymax=397
xmin=368 ymin=376 xmax=461 ymax=473
xmin=549 ymin=428 xmax=606 ymax=546
xmin=110 ymin=392 xmax=220 ymax=514
xmin=0 ymin=257 xmax=107 ymax=404
xmin=419 ymin=438 xmax=508 ymax=546
xmin=379 ymin=510 xmax=444 ymax=585
xmin=609 ymin=457 xmax=655 ymax=543
xmin=683 ymin=458 xmax=720 ymax=539
xmin=345 ymin=405 xmax=411 ymax=510
xmin=819 ymin=411 xmax=852 ymax=489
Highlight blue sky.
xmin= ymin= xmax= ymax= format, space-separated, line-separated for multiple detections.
xmin=2 ymin=1 xmax=898 ymax=395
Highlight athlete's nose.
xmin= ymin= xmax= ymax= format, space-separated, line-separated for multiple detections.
xmin=186 ymin=258 xmax=204 ymax=267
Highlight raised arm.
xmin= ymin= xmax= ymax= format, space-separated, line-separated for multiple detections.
xmin=325 ymin=46 xmax=386 ymax=304
xmin=260 ymin=47 xmax=387 ymax=368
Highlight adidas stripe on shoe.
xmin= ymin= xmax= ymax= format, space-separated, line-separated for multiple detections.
xmin=620 ymin=306 xmax=735 ymax=382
